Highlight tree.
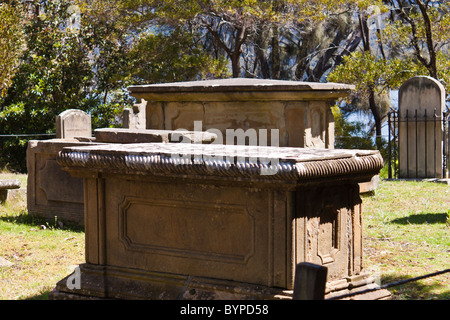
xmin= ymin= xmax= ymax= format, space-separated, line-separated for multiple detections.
xmin=116 ymin=0 xmax=361 ymax=80
xmin=0 ymin=0 xmax=134 ymax=171
xmin=78 ymin=0 xmax=230 ymax=83
xmin=1 ymin=0 xmax=94 ymax=129
xmin=328 ymin=0 xmax=450 ymax=152
xmin=0 ymin=0 xmax=97 ymax=171
xmin=385 ymin=0 xmax=450 ymax=90
xmin=128 ymin=27 xmax=230 ymax=84
xmin=0 ymin=2 xmax=24 ymax=99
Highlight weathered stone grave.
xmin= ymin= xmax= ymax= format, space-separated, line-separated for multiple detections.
xmin=50 ymin=142 xmax=389 ymax=300
xmin=398 ymin=76 xmax=446 ymax=178
xmin=42 ymin=79 xmax=388 ymax=299
xmin=28 ymin=109 xmax=95 ymax=225
xmin=56 ymin=109 xmax=92 ymax=140
xmin=128 ymin=78 xmax=355 ymax=149
xmin=27 ymin=139 xmax=95 ymax=225
xmin=28 ymin=111 xmax=217 ymax=225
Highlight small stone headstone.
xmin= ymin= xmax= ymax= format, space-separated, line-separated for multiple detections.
xmin=56 ymin=109 xmax=92 ymax=139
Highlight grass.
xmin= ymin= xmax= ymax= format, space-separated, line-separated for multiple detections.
xmin=0 ymin=174 xmax=84 ymax=300
xmin=0 ymin=172 xmax=449 ymax=300
xmin=362 ymin=180 xmax=450 ymax=300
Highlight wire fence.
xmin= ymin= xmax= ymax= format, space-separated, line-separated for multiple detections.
xmin=0 ymin=133 xmax=57 ymax=172
xmin=386 ymin=108 xmax=450 ymax=179
xmin=0 ymin=133 xmax=56 ymax=138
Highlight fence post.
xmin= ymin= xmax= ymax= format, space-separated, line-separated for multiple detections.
xmin=388 ymin=111 xmax=392 ymax=179
xmin=293 ymin=263 xmax=328 ymax=300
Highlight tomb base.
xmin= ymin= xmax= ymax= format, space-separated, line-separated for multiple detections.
xmin=50 ymin=263 xmax=292 ymax=300
xmin=50 ymin=263 xmax=390 ymax=300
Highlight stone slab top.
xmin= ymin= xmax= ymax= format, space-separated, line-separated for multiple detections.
xmin=0 ymin=179 xmax=21 ymax=190
xmin=129 ymin=78 xmax=355 ymax=93
xmin=93 ymin=128 xmax=217 ymax=144
xmin=128 ymin=78 xmax=355 ymax=102
xmin=57 ymin=143 xmax=382 ymax=183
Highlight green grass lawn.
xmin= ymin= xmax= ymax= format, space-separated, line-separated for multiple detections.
xmin=0 ymin=174 xmax=449 ymax=300
xmin=0 ymin=172 xmax=84 ymax=300
xmin=362 ymin=180 xmax=450 ymax=300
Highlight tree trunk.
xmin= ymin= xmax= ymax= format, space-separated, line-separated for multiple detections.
xmin=230 ymin=25 xmax=248 ymax=78
xmin=255 ymin=24 xmax=271 ymax=78
xmin=230 ymin=51 xmax=241 ymax=78
xmin=271 ymin=26 xmax=281 ymax=79
xmin=368 ymin=86 xmax=383 ymax=150
xmin=416 ymin=0 xmax=438 ymax=78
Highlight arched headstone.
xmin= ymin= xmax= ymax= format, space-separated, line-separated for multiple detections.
xmin=398 ymin=76 xmax=446 ymax=178
xmin=56 ymin=109 xmax=92 ymax=139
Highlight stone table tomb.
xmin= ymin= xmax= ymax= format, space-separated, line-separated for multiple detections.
xmin=50 ymin=142 xmax=389 ymax=300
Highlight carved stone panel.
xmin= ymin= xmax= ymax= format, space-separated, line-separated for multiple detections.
xmin=317 ymin=206 xmax=341 ymax=265
xmin=296 ymin=185 xmax=358 ymax=282
xmin=27 ymin=140 xmax=91 ymax=225
xmin=99 ymin=178 xmax=288 ymax=287
xmin=118 ymin=197 xmax=255 ymax=264
xmin=39 ymin=158 xmax=83 ymax=204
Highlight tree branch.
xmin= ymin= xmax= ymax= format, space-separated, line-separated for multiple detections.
xmin=415 ymin=0 xmax=437 ymax=78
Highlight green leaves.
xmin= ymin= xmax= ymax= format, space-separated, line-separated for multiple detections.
xmin=129 ymin=28 xmax=229 ymax=84
xmin=0 ymin=4 xmax=25 ymax=98
xmin=0 ymin=0 xmax=119 ymax=172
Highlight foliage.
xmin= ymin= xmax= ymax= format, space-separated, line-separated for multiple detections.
xmin=128 ymin=28 xmax=230 ymax=84
xmin=327 ymin=0 xmax=450 ymax=150
xmin=2 ymin=0 xmax=450 ymax=171
xmin=0 ymin=1 xmax=97 ymax=172
xmin=113 ymin=0 xmax=364 ymax=79
xmin=0 ymin=3 xmax=25 ymax=99
xmin=384 ymin=0 xmax=450 ymax=91
xmin=332 ymin=106 xmax=378 ymax=151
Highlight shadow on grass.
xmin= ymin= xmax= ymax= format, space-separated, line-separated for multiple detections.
xmin=0 ymin=211 xmax=84 ymax=233
xmin=24 ymin=290 xmax=51 ymax=300
xmin=381 ymin=274 xmax=450 ymax=300
xmin=389 ymin=212 xmax=449 ymax=225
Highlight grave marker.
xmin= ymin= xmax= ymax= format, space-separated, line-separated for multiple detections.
xmin=398 ymin=76 xmax=446 ymax=178
xmin=56 ymin=109 xmax=92 ymax=139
